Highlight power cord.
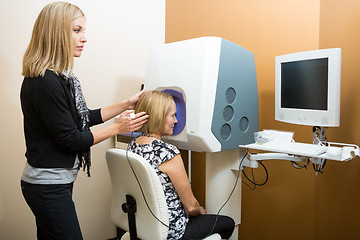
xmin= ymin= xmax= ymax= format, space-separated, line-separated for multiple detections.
xmin=125 ymin=133 xmax=173 ymax=230
xmin=291 ymin=159 xmax=310 ymax=169
xmin=204 ymin=149 xmax=249 ymax=238
xmin=242 ymin=168 xmax=256 ymax=190
xmin=312 ymin=126 xmax=327 ymax=174
xmin=312 ymin=159 xmax=327 ymax=174
xmin=242 ymin=160 xmax=269 ymax=188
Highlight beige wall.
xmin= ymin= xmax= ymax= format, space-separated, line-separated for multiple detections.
xmin=166 ymin=0 xmax=360 ymax=239
xmin=0 ymin=0 xmax=164 ymax=239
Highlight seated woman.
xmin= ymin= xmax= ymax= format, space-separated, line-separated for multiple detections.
xmin=128 ymin=90 xmax=235 ymax=240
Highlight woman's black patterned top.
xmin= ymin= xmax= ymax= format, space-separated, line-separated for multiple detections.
xmin=128 ymin=138 xmax=189 ymax=239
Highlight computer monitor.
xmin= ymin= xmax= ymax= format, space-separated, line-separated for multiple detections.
xmin=275 ymin=48 xmax=341 ymax=127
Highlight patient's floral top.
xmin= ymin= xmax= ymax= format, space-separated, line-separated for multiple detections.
xmin=129 ymin=138 xmax=189 ymax=239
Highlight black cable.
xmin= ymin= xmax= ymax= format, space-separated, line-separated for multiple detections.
xmin=250 ymin=168 xmax=257 ymax=190
xmin=312 ymin=159 xmax=326 ymax=174
xmin=204 ymin=149 xmax=249 ymax=238
xmin=242 ymin=167 xmax=256 ymax=190
xmin=291 ymin=159 xmax=310 ymax=169
xmin=242 ymin=160 xmax=269 ymax=186
xmin=311 ymin=126 xmax=329 ymax=174
xmin=242 ymin=177 xmax=256 ymax=190
xmin=125 ymin=133 xmax=174 ymax=230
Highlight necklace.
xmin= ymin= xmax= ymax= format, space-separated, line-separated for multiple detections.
xmin=141 ymin=133 xmax=159 ymax=139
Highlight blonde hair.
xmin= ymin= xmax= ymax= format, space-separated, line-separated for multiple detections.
xmin=135 ymin=90 xmax=174 ymax=135
xmin=22 ymin=2 xmax=84 ymax=77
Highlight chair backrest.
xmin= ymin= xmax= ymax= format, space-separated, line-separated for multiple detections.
xmin=106 ymin=148 xmax=169 ymax=240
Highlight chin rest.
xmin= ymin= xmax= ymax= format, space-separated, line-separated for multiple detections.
xmin=106 ymin=148 xmax=221 ymax=240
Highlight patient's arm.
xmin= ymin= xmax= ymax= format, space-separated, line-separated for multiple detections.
xmin=159 ymin=154 xmax=205 ymax=216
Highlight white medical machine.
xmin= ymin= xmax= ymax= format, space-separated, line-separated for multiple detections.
xmin=144 ymin=36 xmax=259 ymax=152
xmin=142 ymin=36 xmax=259 ymax=240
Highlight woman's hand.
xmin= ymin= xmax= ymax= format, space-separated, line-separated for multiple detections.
xmin=127 ymin=89 xmax=145 ymax=110
xmin=100 ymin=89 xmax=145 ymax=122
xmin=92 ymin=110 xmax=148 ymax=145
xmin=114 ymin=110 xmax=148 ymax=134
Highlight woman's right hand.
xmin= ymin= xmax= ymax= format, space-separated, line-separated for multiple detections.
xmin=114 ymin=110 xmax=148 ymax=134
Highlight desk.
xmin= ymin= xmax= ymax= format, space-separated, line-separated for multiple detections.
xmin=240 ymin=142 xmax=359 ymax=162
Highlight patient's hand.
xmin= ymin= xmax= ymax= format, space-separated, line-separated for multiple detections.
xmin=200 ymin=206 xmax=206 ymax=214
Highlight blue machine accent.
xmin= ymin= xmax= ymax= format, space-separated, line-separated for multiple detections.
xmin=211 ymin=39 xmax=259 ymax=151
xmin=161 ymin=89 xmax=186 ymax=135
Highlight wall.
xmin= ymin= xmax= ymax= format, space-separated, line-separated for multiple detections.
xmin=314 ymin=1 xmax=360 ymax=239
xmin=0 ymin=0 xmax=164 ymax=239
xmin=166 ymin=0 xmax=360 ymax=239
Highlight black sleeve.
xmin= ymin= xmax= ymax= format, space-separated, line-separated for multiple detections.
xmin=34 ymin=73 xmax=94 ymax=152
xmin=89 ymin=108 xmax=104 ymax=126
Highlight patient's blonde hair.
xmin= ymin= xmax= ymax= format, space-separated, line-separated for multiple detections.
xmin=22 ymin=2 xmax=84 ymax=77
xmin=134 ymin=90 xmax=174 ymax=135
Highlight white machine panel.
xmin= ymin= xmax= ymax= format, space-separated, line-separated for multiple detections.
xmin=145 ymin=37 xmax=259 ymax=152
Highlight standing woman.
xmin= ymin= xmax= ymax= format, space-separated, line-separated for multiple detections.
xmin=20 ymin=2 xmax=148 ymax=239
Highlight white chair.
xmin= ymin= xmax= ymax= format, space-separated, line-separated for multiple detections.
xmin=106 ymin=148 xmax=221 ymax=240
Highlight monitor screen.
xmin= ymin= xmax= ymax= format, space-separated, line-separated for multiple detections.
xmin=281 ymin=58 xmax=328 ymax=110
xmin=275 ymin=48 xmax=341 ymax=127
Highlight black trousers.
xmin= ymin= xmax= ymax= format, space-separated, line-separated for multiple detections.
xmin=180 ymin=214 xmax=235 ymax=240
xmin=21 ymin=180 xmax=83 ymax=240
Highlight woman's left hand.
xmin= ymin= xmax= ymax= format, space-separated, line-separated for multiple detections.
xmin=127 ymin=89 xmax=145 ymax=110
xmin=115 ymin=110 xmax=148 ymax=134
